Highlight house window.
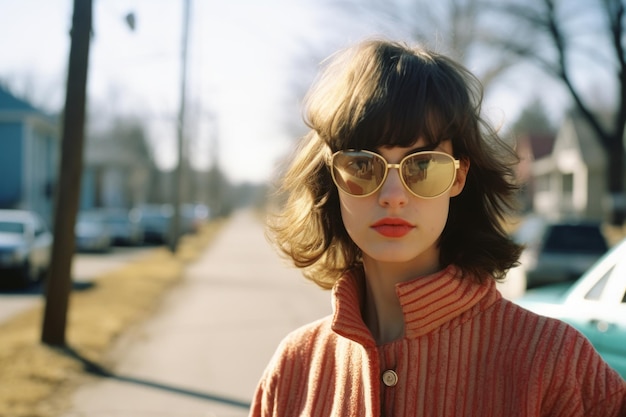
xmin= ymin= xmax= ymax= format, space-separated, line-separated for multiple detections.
xmin=562 ymin=173 xmax=574 ymax=193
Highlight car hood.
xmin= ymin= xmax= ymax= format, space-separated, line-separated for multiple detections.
xmin=514 ymin=282 xmax=573 ymax=315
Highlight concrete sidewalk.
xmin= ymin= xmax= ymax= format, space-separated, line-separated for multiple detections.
xmin=62 ymin=210 xmax=331 ymax=417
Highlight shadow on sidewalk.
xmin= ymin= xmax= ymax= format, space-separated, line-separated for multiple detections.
xmin=62 ymin=346 xmax=251 ymax=410
xmin=0 ymin=279 xmax=94 ymax=295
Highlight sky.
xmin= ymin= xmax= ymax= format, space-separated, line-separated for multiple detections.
xmin=0 ymin=0 xmax=581 ymax=185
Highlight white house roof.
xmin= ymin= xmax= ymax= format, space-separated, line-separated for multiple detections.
xmin=553 ymin=114 xmax=606 ymax=170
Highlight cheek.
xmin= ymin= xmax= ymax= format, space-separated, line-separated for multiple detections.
xmin=426 ymin=199 xmax=451 ymax=232
xmin=338 ymin=195 xmax=357 ymax=229
xmin=338 ymin=194 xmax=367 ymax=240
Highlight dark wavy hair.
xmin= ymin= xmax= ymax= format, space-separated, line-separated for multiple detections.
xmin=267 ymin=39 xmax=522 ymax=289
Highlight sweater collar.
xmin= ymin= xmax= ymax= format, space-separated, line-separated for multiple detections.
xmin=330 ymin=265 xmax=499 ymax=346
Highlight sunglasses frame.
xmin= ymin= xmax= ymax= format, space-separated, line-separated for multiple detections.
xmin=330 ymin=149 xmax=461 ymax=199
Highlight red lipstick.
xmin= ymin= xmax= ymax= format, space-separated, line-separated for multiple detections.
xmin=370 ymin=218 xmax=414 ymax=238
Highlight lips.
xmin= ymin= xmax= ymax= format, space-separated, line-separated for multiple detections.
xmin=370 ymin=218 xmax=415 ymax=238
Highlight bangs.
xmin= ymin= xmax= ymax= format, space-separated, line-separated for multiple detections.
xmin=305 ymin=40 xmax=476 ymax=154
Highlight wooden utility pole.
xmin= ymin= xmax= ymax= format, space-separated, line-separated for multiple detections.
xmin=41 ymin=0 xmax=92 ymax=346
xmin=169 ymin=0 xmax=191 ymax=252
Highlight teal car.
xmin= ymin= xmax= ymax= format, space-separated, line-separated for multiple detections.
xmin=515 ymin=237 xmax=626 ymax=379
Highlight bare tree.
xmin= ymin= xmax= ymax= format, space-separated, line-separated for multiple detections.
xmin=491 ymin=0 xmax=626 ymax=225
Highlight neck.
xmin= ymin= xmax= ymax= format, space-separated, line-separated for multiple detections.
xmin=361 ymin=257 xmax=441 ymax=345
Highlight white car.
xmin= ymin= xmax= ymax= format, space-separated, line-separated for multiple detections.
xmin=0 ymin=209 xmax=53 ymax=286
xmin=75 ymin=211 xmax=113 ymax=252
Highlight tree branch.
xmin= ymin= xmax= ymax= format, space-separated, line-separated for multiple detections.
xmin=542 ymin=0 xmax=611 ymax=147
xmin=603 ymin=0 xmax=626 ymax=135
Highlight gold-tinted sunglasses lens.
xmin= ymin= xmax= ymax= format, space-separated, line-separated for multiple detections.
xmin=402 ymin=152 xmax=457 ymax=198
xmin=331 ymin=151 xmax=386 ymax=196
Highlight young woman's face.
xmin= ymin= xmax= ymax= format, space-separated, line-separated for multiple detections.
xmin=337 ymin=139 xmax=468 ymax=275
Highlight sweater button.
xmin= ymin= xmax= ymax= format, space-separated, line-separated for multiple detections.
xmin=382 ymin=370 xmax=398 ymax=387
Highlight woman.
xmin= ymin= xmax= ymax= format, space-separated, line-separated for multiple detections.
xmin=250 ymin=39 xmax=626 ymax=417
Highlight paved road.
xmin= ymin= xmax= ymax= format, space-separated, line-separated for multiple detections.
xmin=63 ymin=210 xmax=332 ymax=417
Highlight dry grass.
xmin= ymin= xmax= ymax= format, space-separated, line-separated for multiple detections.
xmin=0 ymin=220 xmax=224 ymax=417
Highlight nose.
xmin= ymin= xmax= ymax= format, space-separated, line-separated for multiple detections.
xmin=378 ymin=167 xmax=409 ymax=207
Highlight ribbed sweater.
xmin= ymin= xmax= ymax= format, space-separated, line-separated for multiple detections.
xmin=250 ymin=265 xmax=626 ymax=417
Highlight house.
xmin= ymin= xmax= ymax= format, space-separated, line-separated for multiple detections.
xmin=0 ymin=87 xmax=59 ymax=225
xmin=80 ymin=135 xmax=152 ymax=211
xmin=515 ymin=133 xmax=556 ymax=212
xmin=529 ymin=112 xmax=621 ymax=221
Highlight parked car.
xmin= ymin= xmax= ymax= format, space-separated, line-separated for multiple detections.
xmin=0 ymin=209 xmax=53 ymax=286
xmin=514 ymin=237 xmax=626 ymax=379
xmin=510 ymin=216 xmax=609 ymax=288
xmin=182 ymin=203 xmax=210 ymax=234
xmin=137 ymin=204 xmax=173 ymax=244
xmin=75 ymin=211 xmax=112 ymax=252
xmin=99 ymin=208 xmax=144 ymax=246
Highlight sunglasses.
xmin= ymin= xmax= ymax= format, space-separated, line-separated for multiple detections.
xmin=330 ymin=149 xmax=460 ymax=199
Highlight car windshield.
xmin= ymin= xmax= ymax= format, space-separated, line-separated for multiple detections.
xmin=0 ymin=221 xmax=25 ymax=234
xmin=542 ymin=225 xmax=608 ymax=254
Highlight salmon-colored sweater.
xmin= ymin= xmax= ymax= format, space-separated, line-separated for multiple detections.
xmin=250 ymin=265 xmax=626 ymax=417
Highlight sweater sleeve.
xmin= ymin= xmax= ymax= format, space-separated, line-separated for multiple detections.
xmin=541 ymin=321 xmax=626 ymax=417
xmin=248 ymin=318 xmax=330 ymax=417
xmin=249 ymin=368 xmax=275 ymax=417
xmin=248 ymin=335 xmax=293 ymax=417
